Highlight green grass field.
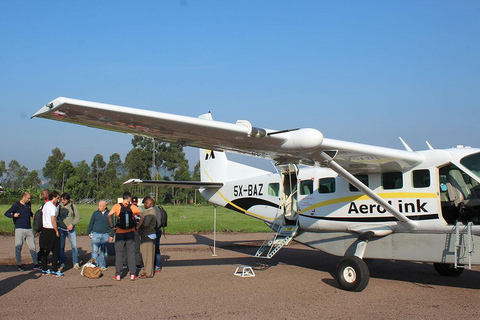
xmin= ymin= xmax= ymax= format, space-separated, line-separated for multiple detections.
xmin=0 ymin=203 xmax=270 ymax=235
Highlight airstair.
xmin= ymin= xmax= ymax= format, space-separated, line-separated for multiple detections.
xmin=454 ymin=221 xmax=474 ymax=269
xmin=255 ymin=224 xmax=298 ymax=259
xmin=254 ymin=163 xmax=299 ymax=259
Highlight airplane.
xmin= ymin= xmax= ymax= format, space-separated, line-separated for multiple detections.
xmin=33 ymin=97 xmax=480 ymax=291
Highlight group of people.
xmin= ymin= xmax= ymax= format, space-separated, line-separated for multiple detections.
xmin=4 ymin=190 xmax=163 ymax=280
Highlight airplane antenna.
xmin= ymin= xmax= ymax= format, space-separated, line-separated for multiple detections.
xmin=399 ymin=137 xmax=413 ymax=152
xmin=426 ymin=141 xmax=435 ymax=150
xmin=267 ymin=128 xmax=300 ymax=136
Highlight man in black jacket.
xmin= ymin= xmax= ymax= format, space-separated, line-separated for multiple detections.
xmin=4 ymin=191 xmax=40 ymax=271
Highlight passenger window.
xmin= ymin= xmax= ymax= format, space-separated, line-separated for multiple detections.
xmin=413 ymin=170 xmax=430 ymax=188
xmin=349 ymin=175 xmax=369 ymax=192
xmin=319 ymin=178 xmax=335 ymax=193
xmin=383 ymin=172 xmax=403 ymax=190
xmin=268 ymin=183 xmax=280 ymax=197
xmin=300 ymin=180 xmax=313 ymax=195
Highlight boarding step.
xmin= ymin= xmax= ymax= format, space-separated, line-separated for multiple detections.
xmin=455 ymin=221 xmax=474 ymax=269
xmin=255 ymin=225 xmax=298 ymax=259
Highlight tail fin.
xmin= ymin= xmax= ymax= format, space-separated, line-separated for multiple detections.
xmin=198 ymin=112 xmax=270 ymax=183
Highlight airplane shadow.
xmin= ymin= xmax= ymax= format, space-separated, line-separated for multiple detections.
xmin=164 ymin=234 xmax=480 ymax=291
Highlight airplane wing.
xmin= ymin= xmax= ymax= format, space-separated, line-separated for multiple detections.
xmin=32 ymin=97 xmax=424 ymax=173
xmin=123 ymin=179 xmax=223 ymax=189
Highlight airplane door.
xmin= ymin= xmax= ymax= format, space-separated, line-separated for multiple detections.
xmin=279 ymin=164 xmax=299 ymax=223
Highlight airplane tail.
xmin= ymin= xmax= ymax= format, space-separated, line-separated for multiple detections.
xmin=198 ymin=112 xmax=270 ymax=183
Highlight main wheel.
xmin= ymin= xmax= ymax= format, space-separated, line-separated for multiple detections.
xmin=335 ymin=256 xmax=370 ymax=292
xmin=433 ymin=263 xmax=464 ymax=277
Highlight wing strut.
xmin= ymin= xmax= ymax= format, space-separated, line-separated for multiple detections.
xmin=315 ymin=152 xmax=418 ymax=231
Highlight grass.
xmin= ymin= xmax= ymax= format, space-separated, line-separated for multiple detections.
xmin=0 ymin=203 xmax=270 ymax=235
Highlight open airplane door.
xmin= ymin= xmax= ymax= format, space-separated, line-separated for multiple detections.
xmin=279 ymin=164 xmax=299 ymax=223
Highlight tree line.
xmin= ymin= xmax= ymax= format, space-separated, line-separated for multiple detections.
xmin=0 ymin=136 xmax=204 ymax=205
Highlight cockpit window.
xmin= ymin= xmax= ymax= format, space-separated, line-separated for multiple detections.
xmin=460 ymin=152 xmax=480 ymax=179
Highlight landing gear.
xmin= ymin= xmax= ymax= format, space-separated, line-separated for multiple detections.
xmin=335 ymin=256 xmax=370 ymax=292
xmin=433 ymin=263 xmax=464 ymax=277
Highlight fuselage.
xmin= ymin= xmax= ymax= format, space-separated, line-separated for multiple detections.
xmin=200 ymin=146 xmax=480 ymax=263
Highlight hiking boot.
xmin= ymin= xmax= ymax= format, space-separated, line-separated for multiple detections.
xmin=73 ymin=263 xmax=81 ymax=270
xmin=130 ymin=274 xmax=138 ymax=281
xmin=17 ymin=264 xmax=26 ymax=271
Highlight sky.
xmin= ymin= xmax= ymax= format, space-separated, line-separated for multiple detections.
xmin=1 ymin=1 xmax=480 ymax=176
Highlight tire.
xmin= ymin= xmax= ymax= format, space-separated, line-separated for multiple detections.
xmin=335 ymin=256 xmax=370 ymax=292
xmin=433 ymin=263 xmax=464 ymax=277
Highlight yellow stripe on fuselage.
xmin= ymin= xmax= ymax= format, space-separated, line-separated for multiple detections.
xmin=202 ymin=167 xmax=280 ymax=222
xmin=298 ymin=192 xmax=437 ymax=214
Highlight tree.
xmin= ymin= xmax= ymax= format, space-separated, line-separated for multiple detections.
xmin=67 ymin=160 xmax=93 ymax=200
xmin=160 ymin=143 xmax=188 ymax=181
xmin=23 ymin=170 xmax=41 ymax=188
xmin=124 ymin=147 xmax=151 ymax=180
xmin=56 ymin=160 xmax=75 ymax=192
xmin=0 ymin=160 xmax=6 ymax=183
xmin=90 ymin=154 xmax=106 ymax=189
xmin=5 ymin=160 xmax=28 ymax=189
xmin=43 ymin=148 xmax=65 ymax=187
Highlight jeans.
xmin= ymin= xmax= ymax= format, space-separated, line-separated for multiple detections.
xmin=154 ymin=229 xmax=162 ymax=268
xmin=15 ymin=228 xmax=38 ymax=265
xmin=59 ymin=228 xmax=78 ymax=265
xmin=91 ymin=232 xmax=109 ymax=268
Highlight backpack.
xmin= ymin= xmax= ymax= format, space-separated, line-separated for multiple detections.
xmin=117 ymin=203 xmax=136 ymax=229
xmin=156 ymin=205 xmax=168 ymax=228
xmin=33 ymin=204 xmax=44 ymax=232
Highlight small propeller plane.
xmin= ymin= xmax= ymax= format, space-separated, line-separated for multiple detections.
xmin=33 ymin=97 xmax=480 ymax=291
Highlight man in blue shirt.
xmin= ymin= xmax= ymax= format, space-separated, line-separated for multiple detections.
xmin=87 ymin=200 xmax=114 ymax=270
xmin=4 ymin=191 xmax=40 ymax=271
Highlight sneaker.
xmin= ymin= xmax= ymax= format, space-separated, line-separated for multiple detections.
xmin=100 ymin=267 xmax=108 ymax=271
xmin=33 ymin=264 xmax=42 ymax=271
xmin=58 ymin=264 xmax=65 ymax=272
xmin=122 ymin=265 xmax=128 ymax=269
xmin=73 ymin=263 xmax=81 ymax=270
xmin=155 ymin=266 xmax=162 ymax=273
xmin=41 ymin=269 xmax=51 ymax=276
xmin=52 ymin=271 xmax=64 ymax=277
xmin=130 ymin=274 xmax=138 ymax=281
xmin=17 ymin=264 xmax=26 ymax=271
xmin=114 ymin=274 xmax=121 ymax=281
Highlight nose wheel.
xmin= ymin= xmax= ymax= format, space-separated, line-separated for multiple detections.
xmin=336 ymin=256 xmax=370 ymax=292
xmin=433 ymin=263 xmax=464 ymax=277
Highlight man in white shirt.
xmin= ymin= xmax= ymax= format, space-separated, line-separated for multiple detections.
xmin=39 ymin=190 xmax=64 ymax=277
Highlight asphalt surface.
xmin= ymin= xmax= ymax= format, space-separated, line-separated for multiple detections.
xmin=1 ymin=233 xmax=480 ymax=319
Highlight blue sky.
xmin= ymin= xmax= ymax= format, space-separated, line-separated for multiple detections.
xmin=1 ymin=1 xmax=479 ymax=174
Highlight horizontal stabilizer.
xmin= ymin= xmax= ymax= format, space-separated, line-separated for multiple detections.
xmin=123 ymin=179 xmax=223 ymax=189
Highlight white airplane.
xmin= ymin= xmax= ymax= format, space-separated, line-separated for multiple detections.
xmin=33 ymin=97 xmax=480 ymax=291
